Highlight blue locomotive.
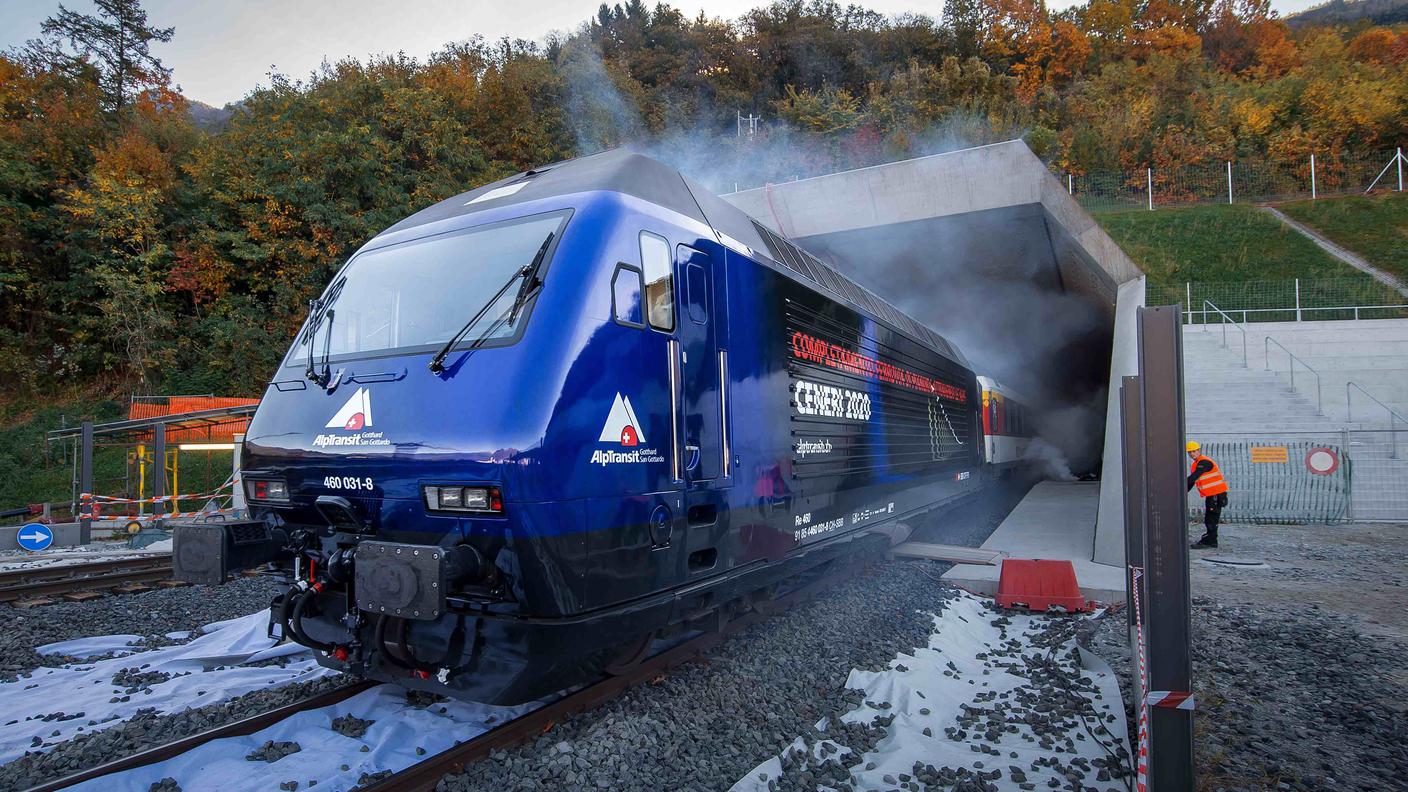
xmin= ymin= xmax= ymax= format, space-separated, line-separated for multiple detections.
xmin=173 ymin=150 xmax=987 ymax=703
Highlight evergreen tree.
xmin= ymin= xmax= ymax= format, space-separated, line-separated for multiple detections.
xmin=41 ymin=0 xmax=174 ymax=112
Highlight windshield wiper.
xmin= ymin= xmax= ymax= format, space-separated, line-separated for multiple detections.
xmin=508 ymin=232 xmax=554 ymax=326
xmin=303 ymin=298 xmax=323 ymax=384
xmin=427 ymin=232 xmax=555 ymax=375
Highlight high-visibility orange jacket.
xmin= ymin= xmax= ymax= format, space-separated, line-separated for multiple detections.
xmin=1189 ymin=455 xmax=1229 ymax=497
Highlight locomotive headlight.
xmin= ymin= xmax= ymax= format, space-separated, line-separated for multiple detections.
xmin=248 ymin=478 xmax=289 ymax=503
xmin=423 ymin=485 xmax=503 ymax=514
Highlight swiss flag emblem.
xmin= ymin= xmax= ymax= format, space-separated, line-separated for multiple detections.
xmin=325 ymin=388 xmax=373 ymax=431
xmin=599 ymin=393 xmax=645 ymax=446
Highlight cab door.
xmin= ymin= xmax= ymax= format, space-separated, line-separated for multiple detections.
xmin=675 ymin=244 xmax=730 ymax=574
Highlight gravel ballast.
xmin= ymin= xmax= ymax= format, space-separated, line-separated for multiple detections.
xmin=1084 ymin=521 xmax=1408 ymax=792
xmin=0 ymin=673 xmax=351 ymax=791
xmin=437 ymin=559 xmax=962 ymax=792
xmin=0 ymin=576 xmax=280 ymax=680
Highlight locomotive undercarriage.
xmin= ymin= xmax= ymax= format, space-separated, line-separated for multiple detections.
xmin=173 ymin=515 xmax=892 ymax=704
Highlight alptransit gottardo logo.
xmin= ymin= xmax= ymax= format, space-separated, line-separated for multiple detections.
xmin=313 ymin=388 xmax=390 ymax=448
xmin=591 ymin=393 xmax=664 ymax=466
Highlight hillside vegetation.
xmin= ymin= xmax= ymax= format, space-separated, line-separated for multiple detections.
xmin=1279 ymin=191 xmax=1408 ymax=280
xmin=0 ymin=0 xmax=1404 ymax=408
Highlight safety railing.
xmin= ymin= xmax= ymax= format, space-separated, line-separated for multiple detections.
xmin=1265 ymin=336 xmax=1323 ymax=415
xmin=1347 ymin=382 xmax=1404 ymax=459
xmin=1177 ymin=278 xmax=1408 ymax=325
xmin=1199 ymin=300 xmax=1248 ymax=367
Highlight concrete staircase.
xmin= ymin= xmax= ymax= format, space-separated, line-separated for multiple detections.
xmin=1182 ymin=320 xmax=1408 ymax=522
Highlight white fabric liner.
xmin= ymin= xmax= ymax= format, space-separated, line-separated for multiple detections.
xmin=66 ymin=685 xmax=543 ymax=792
xmin=731 ymin=591 xmax=1130 ymax=792
xmin=0 ymin=609 xmax=334 ymax=765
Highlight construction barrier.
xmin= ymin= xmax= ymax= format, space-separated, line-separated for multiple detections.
xmin=1190 ymin=438 xmax=1350 ymax=524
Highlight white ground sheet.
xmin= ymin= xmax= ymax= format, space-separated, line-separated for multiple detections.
xmin=0 ymin=610 xmax=334 ymax=764
xmin=66 ymin=684 xmax=542 ymax=792
xmin=731 ymin=592 xmax=1130 ymax=792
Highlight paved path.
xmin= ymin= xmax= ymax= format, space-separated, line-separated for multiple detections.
xmin=1262 ymin=205 xmax=1408 ymax=298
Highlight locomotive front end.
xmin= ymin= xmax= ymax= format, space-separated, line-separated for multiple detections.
xmin=171 ymin=196 xmax=630 ymax=703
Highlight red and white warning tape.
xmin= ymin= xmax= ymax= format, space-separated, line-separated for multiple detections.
xmin=1146 ymin=690 xmax=1196 ymax=710
xmin=91 ymin=508 xmax=238 ymax=524
xmin=81 ymin=481 xmax=233 ymax=506
xmin=1131 ymin=566 xmax=1150 ymax=792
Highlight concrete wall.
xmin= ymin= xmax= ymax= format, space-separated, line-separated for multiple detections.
xmin=1093 ymin=277 xmax=1146 ymax=566
xmin=724 ymin=140 xmax=1147 ymax=567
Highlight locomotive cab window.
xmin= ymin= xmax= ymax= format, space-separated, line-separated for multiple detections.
xmin=640 ymin=231 xmax=674 ymax=332
xmin=611 ymin=263 xmax=644 ymax=328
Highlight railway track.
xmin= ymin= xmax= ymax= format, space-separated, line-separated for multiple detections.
xmin=0 ymin=554 xmax=176 ymax=603
xmin=21 ymin=546 xmax=878 ymax=792
xmin=23 ymin=680 xmax=379 ymax=792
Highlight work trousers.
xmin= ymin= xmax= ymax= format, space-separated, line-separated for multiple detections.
xmin=1203 ymin=492 xmax=1228 ymax=539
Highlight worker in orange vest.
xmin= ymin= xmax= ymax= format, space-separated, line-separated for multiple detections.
xmin=1187 ymin=440 xmax=1229 ymax=549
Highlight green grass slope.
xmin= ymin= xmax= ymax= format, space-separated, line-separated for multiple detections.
xmin=1278 ymin=191 xmax=1408 ymax=282
xmin=1096 ymin=203 xmax=1399 ymax=315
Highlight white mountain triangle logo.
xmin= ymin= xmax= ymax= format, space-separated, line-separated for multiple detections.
xmin=598 ymin=393 xmax=644 ymax=447
xmin=326 ymin=387 xmax=373 ymax=431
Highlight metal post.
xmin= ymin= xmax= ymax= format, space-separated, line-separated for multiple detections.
xmin=153 ymin=423 xmax=167 ymax=518
xmin=1147 ymin=168 xmax=1154 ymax=210
xmin=1227 ymin=161 xmax=1233 ymax=204
xmin=1310 ymin=154 xmax=1317 ymax=200
xmin=79 ymin=420 xmax=93 ymax=544
xmin=232 ymin=433 xmax=247 ymax=512
xmin=1398 ymin=148 xmax=1403 ymax=192
xmin=1120 ymin=376 xmax=1145 ymax=622
xmin=1185 ymin=284 xmax=1191 ymax=324
xmin=1137 ymin=305 xmax=1195 ymax=791
xmin=1295 ymin=278 xmax=1302 ymax=322
xmin=1068 ymin=173 xmax=1073 ymax=195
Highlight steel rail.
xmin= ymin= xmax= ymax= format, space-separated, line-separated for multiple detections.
xmin=22 ymin=680 xmax=379 ymax=792
xmin=359 ymin=547 xmax=883 ymax=792
xmin=1347 ymin=381 xmax=1405 ymax=459
xmin=0 ymin=554 xmax=175 ymax=602
xmin=1264 ymin=335 xmax=1323 ymax=415
xmin=1200 ymin=300 xmax=1248 ymax=367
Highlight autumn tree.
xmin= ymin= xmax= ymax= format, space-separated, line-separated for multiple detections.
xmin=40 ymin=0 xmax=175 ymax=113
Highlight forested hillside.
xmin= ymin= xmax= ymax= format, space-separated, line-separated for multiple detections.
xmin=1 ymin=0 xmax=1405 ymax=402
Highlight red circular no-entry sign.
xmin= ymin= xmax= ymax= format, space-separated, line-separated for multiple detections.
xmin=1305 ymin=448 xmax=1339 ymax=475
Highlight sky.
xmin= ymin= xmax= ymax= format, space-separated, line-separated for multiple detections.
xmin=2 ymin=0 xmax=1330 ymax=106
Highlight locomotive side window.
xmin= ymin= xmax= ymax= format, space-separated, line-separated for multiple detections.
xmin=611 ymin=264 xmax=644 ymax=328
xmin=640 ymin=231 xmax=674 ymax=331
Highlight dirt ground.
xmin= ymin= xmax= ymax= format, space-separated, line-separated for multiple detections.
xmin=1188 ymin=520 xmax=1408 ymax=646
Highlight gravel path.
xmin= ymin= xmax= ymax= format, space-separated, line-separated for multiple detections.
xmin=433 ymin=491 xmax=1021 ymax=792
xmin=1083 ymin=521 xmax=1408 ymax=791
xmin=0 ymin=576 xmax=280 ymax=681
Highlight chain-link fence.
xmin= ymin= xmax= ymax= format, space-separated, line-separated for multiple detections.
xmin=1189 ymin=431 xmax=1407 ymax=524
xmin=1061 ymin=149 xmax=1406 ymax=213
xmin=1165 ymin=278 xmax=1408 ymax=324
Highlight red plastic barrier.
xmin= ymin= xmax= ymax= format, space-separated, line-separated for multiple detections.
xmin=995 ymin=558 xmax=1091 ymax=613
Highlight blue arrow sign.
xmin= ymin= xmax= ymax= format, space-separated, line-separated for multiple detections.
xmin=16 ymin=523 xmax=53 ymax=552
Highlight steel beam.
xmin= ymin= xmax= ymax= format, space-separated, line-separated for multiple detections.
xmin=79 ymin=420 xmax=93 ymax=544
xmin=1119 ymin=375 xmax=1144 ymax=622
xmin=1137 ymin=305 xmax=1195 ymax=790
xmin=152 ymin=424 xmax=167 ymax=518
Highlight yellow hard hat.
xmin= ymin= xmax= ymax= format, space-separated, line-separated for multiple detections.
xmin=1186 ymin=440 xmax=1201 ymax=452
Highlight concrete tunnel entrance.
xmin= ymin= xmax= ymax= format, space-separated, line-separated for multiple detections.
xmin=723 ymin=140 xmax=1146 ymax=582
